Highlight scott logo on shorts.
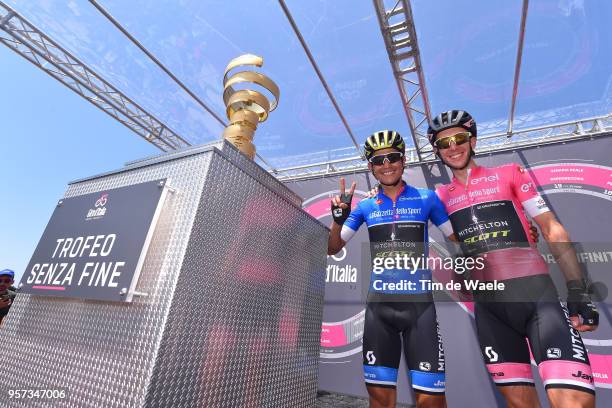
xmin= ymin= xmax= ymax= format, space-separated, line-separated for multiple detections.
xmin=366 ymin=351 xmax=376 ymax=365
xmin=419 ymin=362 xmax=431 ymax=371
xmin=547 ymin=348 xmax=562 ymax=359
xmin=485 ymin=346 xmax=499 ymax=362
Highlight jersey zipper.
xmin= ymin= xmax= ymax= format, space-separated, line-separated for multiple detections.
xmin=390 ymin=185 xmax=404 ymax=241
xmin=392 ymin=196 xmax=397 ymax=241
xmin=464 ymin=168 xmax=491 ymax=253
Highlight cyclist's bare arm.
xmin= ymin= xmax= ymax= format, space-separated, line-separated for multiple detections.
xmin=533 ymin=211 xmax=582 ymax=282
xmin=328 ymin=223 xmax=346 ymax=255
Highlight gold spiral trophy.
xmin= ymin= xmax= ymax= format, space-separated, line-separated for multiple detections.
xmin=222 ymin=54 xmax=280 ymax=159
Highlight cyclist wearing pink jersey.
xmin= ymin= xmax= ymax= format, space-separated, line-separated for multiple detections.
xmin=429 ymin=110 xmax=599 ymax=408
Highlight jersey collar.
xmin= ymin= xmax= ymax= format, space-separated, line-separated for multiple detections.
xmin=377 ymin=180 xmax=408 ymax=202
xmin=451 ymin=164 xmax=483 ymax=187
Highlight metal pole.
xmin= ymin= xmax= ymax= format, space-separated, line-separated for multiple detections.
xmin=278 ymin=0 xmax=364 ymax=159
xmin=87 ymin=0 xmax=276 ymax=170
xmin=507 ymin=0 xmax=529 ymax=136
xmin=88 ymin=0 xmax=226 ymax=127
xmin=0 ymin=9 xmax=13 ymax=26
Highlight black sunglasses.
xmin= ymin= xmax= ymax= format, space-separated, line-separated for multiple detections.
xmin=369 ymin=152 xmax=404 ymax=166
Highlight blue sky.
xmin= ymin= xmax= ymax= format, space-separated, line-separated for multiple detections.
xmin=0 ymin=44 xmax=156 ymax=283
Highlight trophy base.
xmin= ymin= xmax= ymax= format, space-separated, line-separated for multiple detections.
xmin=0 ymin=140 xmax=328 ymax=407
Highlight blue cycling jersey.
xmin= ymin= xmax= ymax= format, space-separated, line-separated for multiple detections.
xmin=341 ymin=182 xmax=451 ymax=294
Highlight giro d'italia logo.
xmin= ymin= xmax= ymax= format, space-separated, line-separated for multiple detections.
xmin=87 ymin=193 xmax=108 ymax=220
xmin=95 ymin=193 xmax=108 ymax=208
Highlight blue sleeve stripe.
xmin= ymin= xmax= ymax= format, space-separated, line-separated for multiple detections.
xmin=364 ymin=365 xmax=398 ymax=384
xmin=409 ymin=370 xmax=446 ymax=392
xmin=344 ymin=201 xmax=365 ymax=231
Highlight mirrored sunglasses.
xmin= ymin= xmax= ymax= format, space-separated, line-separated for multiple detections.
xmin=434 ymin=132 xmax=471 ymax=149
xmin=369 ymin=152 xmax=404 ymax=166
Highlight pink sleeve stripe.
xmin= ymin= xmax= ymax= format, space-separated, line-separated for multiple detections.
xmin=538 ymin=360 xmax=595 ymax=390
xmin=487 ymin=362 xmax=534 ymax=382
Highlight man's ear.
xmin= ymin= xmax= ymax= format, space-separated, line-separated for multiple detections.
xmin=470 ymin=137 xmax=477 ymax=149
xmin=367 ymin=162 xmax=372 ymax=172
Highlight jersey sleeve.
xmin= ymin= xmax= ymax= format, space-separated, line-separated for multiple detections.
xmin=340 ymin=201 xmax=365 ymax=243
xmin=511 ymin=163 xmax=550 ymax=217
xmin=429 ymin=190 xmax=453 ymax=237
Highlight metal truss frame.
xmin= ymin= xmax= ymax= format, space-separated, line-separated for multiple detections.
xmin=0 ymin=1 xmax=189 ymax=152
xmin=276 ymin=114 xmax=611 ymax=181
xmin=373 ymin=0 xmax=433 ymax=161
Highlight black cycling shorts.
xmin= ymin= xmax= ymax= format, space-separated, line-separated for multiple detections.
xmin=362 ymin=294 xmax=445 ymax=394
xmin=474 ymin=274 xmax=595 ymax=394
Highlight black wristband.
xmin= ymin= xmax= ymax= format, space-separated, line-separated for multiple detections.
xmin=567 ymin=279 xmax=588 ymax=291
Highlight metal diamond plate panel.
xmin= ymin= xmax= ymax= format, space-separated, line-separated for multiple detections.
xmin=0 ymin=141 xmax=327 ymax=408
xmin=121 ymin=141 xmax=303 ymax=208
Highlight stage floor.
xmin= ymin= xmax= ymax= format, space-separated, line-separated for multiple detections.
xmin=316 ymin=391 xmax=415 ymax=407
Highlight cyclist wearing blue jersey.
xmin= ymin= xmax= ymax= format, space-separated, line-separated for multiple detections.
xmin=328 ymin=130 xmax=454 ymax=408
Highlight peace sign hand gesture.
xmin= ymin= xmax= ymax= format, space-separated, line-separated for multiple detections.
xmin=331 ymin=177 xmax=356 ymax=225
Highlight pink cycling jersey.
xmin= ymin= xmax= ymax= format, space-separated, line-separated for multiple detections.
xmin=436 ymin=163 xmax=550 ymax=281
